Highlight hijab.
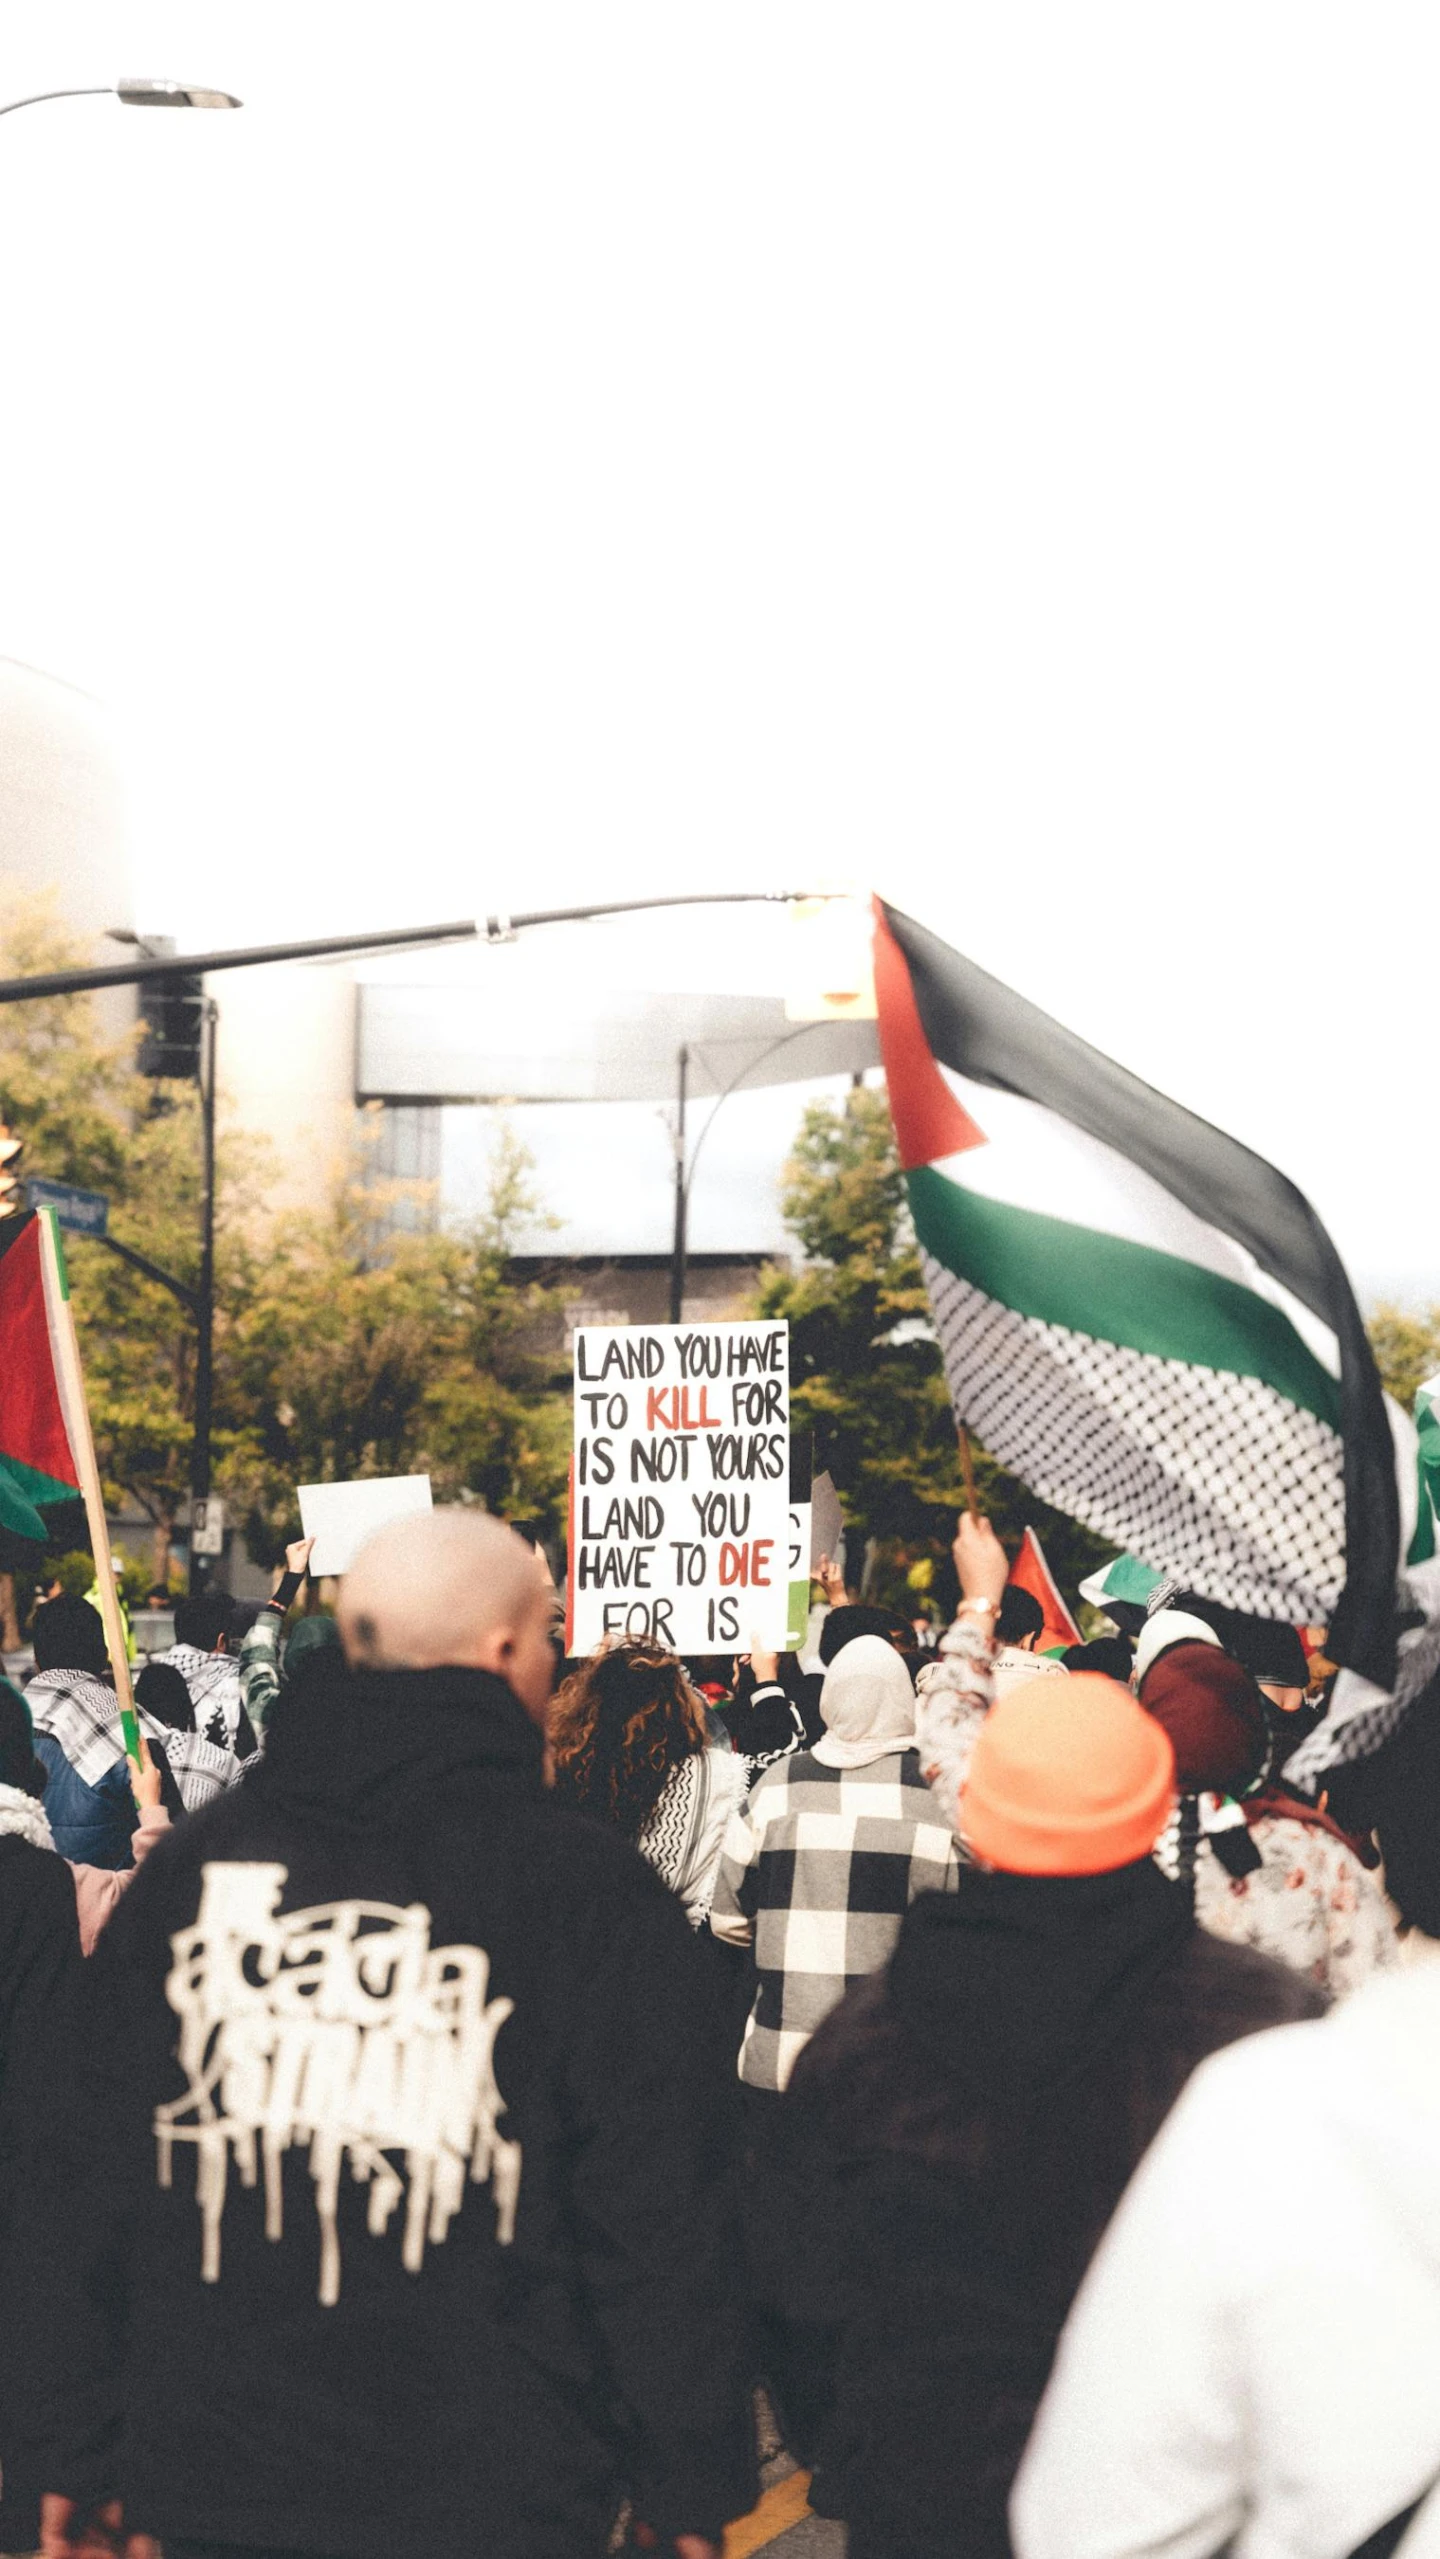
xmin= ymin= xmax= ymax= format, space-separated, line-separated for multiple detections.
xmin=1139 ymin=1642 xmax=1269 ymax=1796
xmin=135 ymin=1660 xmax=196 ymax=1733
xmin=812 ymin=1633 xmax=917 ymax=1768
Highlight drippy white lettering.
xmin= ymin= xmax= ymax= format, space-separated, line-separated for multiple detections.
xmin=155 ymin=1862 xmax=522 ymax=2306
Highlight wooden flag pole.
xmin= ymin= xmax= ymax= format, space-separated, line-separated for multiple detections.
xmin=35 ymin=1209 xmax=140 ymax=1762
xmin=959 ymin=1422 xmax=981 ymax=1519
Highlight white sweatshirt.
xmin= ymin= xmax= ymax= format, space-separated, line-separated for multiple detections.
xmin=1012 ymin=1957 xmax=1440 ymax=2559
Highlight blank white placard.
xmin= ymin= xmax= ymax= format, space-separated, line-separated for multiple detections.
xmin=297 ymin=1475 xmax=433 ymax=1577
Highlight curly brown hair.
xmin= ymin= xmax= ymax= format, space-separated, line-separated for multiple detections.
xmin=549 ymin=1642 xmax=709 ymax=1841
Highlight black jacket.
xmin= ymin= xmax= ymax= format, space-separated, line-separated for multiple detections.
xmin=0 ymin=1834 xmax=85 ymax=2551
xmin=782 ymin=1868 xmax=1326 ymax=2559
xmin=723 ymin=1655 xmax=823 ymax=1766
xmin=31 ymin=1667 xmax=755 ymax=2559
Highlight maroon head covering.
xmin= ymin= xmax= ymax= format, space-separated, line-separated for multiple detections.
xmin=1138 ymin=1641 xmax=1269 ymax=1796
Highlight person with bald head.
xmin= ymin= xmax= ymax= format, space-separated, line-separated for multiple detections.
xmin=31 ymin=1510 xmax=755 ymax=2559
xmin=337 ymin=1506 xmax=558 ymax=1704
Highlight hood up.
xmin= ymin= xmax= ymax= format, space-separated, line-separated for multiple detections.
xmin=890 ymin=1858 xmax=1193 ymax=2102
xmin=257 ymin=1663 xmax=546 ymax=1826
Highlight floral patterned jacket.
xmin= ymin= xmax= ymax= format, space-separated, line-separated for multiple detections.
xmin=1182 ymin=1806 xmax=1399 ymax=1999
xmin=916 ymin=1615 xmax=1397 ymax=1995
xmin=914 ymin=1613 xmax=996 ymax=1844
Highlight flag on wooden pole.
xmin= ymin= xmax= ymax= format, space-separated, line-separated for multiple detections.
xmin=1008 ymin=1526 xmax=1083 ymax=1654
xmin=873 ymin=899 xmax=1400 ymax=1684
xmin=0 ymin=1208 xmax=138 ymax=1756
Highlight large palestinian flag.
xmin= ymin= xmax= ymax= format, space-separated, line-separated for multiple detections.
xmin=875 ymin=902 xmax=1399 ymax=1683
xmin=0 ymin=1209 xmax=86 ymax=1541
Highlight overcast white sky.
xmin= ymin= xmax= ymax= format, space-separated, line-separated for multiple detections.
xmin=0 ymin=5 xmax=1435 ymax=1298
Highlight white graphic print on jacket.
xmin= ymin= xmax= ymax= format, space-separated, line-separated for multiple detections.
xmin=156 ymin=1861 xmax=522 ymax=2307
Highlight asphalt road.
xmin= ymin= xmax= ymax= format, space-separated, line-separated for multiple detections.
xmin=724 ymin=2396 xmax=846 ymax=2556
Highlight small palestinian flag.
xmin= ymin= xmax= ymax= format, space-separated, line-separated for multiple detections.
xmin=874 ymin=902 xmax=1399 ymax=1683
xmin=1078 ymin=1553 xmax=1164 ymax=1617
xmin=0 ymin=1208 xmax=86 ymax=1541
xmin=1008 ymin=1526 xmax=1083 ymax=1654
xmin=1411 ymin=1374 xmax=1440 ymax=1567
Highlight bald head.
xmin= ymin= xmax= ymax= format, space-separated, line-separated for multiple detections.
xmin=338 ymin=1511 xmax=556 ymax=1718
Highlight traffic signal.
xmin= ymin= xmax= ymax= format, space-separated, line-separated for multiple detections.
xmin=0 ymin=1123 xmax=23 ymax=1219
xmin=138 ymin=971 xmax=204 ymax=1079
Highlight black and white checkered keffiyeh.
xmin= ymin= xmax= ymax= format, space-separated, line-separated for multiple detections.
xmin=26 ymin=1670 xmax=133 ymax=1788
xmin=921 ymin=1260 xmax=1347 ymax=1625
xmin=26 ymin=1667 xmax=243 ymax=1814
xmin=710 ymin=1749 xmax=959 ymax=2091
xmin=154 ymin=1727 xmax=245 ymax=1812
xmin=148 ymin=1642 xmax=244 ymax=1751
xmin=1283 ymin=1616 xmax=1440 ymax=1794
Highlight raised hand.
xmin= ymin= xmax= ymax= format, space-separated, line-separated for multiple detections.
xmin=952 ymin=1511 xmax=1008 ymax=1611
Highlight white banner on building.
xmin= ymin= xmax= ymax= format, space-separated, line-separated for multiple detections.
xmin=569 ymin=1319 xmax=790 ymax=1656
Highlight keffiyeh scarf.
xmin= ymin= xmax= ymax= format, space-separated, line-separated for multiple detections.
xmin=26 ymin=1670 xmax=129 ymax=1787
xmin=638 ymin=1752 xmax=713 ymax=1896
xmin=1284 ymin=1616 xmax=1440 ymax=1793
xmin=149 ymin=1643 xmax=244 ymax=1750
xmin=27 ymin=1667 xmax=242 ymax=1812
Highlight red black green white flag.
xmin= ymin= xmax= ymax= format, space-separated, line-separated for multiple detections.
xmin=1008 ymin=1526 xmax=1083 ymax=1654
xmin=0 ymin=1208 xmax=86 ymax=1541
xmin=873 ymin=901 xmax=1400 ymax=1684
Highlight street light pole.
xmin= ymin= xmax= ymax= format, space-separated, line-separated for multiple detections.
xmin=669 ymin=1044 xmax=690 ymax=1325
xmin=191 ymin=997 xmax=218 ymax=1593
xmin=667 ymin=1019 xmax=846 ymax=1327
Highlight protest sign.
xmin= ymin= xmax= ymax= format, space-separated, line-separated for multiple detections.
xmin=298 ymin=1474 xmax=433 ymax=1577
xmin=810 ymin=1469 xmax=845 ymax=1582
xmin=786 ymin=1504 xmax=812 ymax=1650
xmin=569 ymin=1319 xmax=790 ymax=1655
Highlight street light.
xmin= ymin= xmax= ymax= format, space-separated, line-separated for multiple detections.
xmin=0 ymin=79 xmax=242 ymax=119
xmin=118 ymin=80 xmax=243 ymax=110
xmin=668 ymin=1023 xmax=834 ymax=1324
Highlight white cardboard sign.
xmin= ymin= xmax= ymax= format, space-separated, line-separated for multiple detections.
xmin=569 ymin=1319 xmax=790 ymax=1655
xmin=297 ymin=1474 xmax=433 ymax=1577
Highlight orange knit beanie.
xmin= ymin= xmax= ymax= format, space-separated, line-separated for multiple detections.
xmin=961 ymin=1672 xmax=1176 ymax=1875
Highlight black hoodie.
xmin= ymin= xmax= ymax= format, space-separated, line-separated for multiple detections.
xmin=782 ymin=1863 xmax=1325 ymax=2559
xmin=0 ymin=1833 xmax=84 ymax=2552
xmin=26 ymin=1667 xmax=755 ymax=2559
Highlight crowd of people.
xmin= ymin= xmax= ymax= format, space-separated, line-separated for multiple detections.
xmin=0 ymin=1502 xmax=1438 ymax=2558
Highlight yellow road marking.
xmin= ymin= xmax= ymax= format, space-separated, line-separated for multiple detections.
xmin=724 ymin=2467 xmax=814 ymax=2555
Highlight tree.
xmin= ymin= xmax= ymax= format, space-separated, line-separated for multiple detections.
xmin=1368 ymin=1305 xmax=1440 ymax=1414
xmin=755 ymin=1088 xmax=1112 ymax=1615
xmin=221 ymin=1119 xmax=571 ymax=1565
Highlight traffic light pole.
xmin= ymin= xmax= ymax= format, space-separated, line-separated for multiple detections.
xmin=0 ymin=894 xmax=841 ymax=1589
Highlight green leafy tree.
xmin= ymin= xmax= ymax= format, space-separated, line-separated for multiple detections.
xmin=1368 ymin=1305 xmax=1440 ymax=1413
xmin=755 ymin=1087 xmax=1111 ymax=1615
xmin=221 ymin=1119 xmax=571 ymax=1564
